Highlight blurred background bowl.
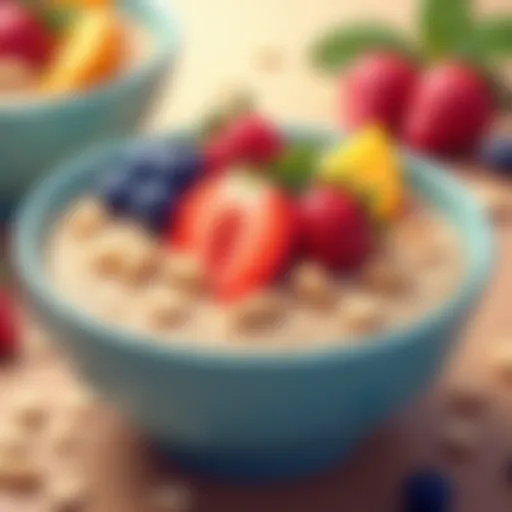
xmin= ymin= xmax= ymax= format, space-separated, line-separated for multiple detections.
xmin=0 ymin=0 xmax=179 ymax=220
xmin=13 ymin=127 xmax=493 ymax=481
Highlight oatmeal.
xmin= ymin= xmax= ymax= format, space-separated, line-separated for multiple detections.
xmin=46 ymin=122 xmax=464 ymax=351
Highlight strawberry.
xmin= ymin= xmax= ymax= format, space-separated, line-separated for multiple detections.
xmin=0 ymin=1 xmax=53 ymax=67
xmin=0 ymin=291 xmax=18 ymax=358
xmin=403 ymin=62 xmax=495 ymax=157
xmin=298 ymin=186 xmax=373 ymax=271
xmin=171 ymin=173 xmax=295 ymax=301
xmin=343 ymin=52 xmax=418 ymax=133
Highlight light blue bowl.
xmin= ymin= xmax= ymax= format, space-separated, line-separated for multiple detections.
xmin=0 ymin=0 xmax=179 ymax=219
xmin=13 ymin=126 xmax=494 ymax=482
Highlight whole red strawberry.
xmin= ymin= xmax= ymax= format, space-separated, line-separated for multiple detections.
xmin=343 ymin=52 xmax=418 ymax=133
xmin=0 ymin=1 xmax=53 ymax=67
xmin=403 ymin=62 xmax=495 ymax=156
xmin=298 ymin=186 xmax=373 ymax=271
xmin=0 ymin=291 xmax=18 ymax=358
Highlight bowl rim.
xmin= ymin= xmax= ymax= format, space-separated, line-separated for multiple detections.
xmin=0 ymin=0 xmax=180 ymax=117
xmin=13 ymin=125 xmax=495 ymax=370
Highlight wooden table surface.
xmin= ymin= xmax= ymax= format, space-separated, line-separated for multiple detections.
xmin=6 ymin=0 xmax=512 ymax=510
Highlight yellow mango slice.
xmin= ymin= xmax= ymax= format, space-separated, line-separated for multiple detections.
xmin=318 ymin=125 xmax=403 ymax=221
xmin=40 ymin=7 xmax=125 ymax=94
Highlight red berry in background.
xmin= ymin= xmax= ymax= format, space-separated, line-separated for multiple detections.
xmin=298 ymin=186 xmax=373 ymax=271
xmin=171 ymin=173 xmax=295 ymax=301
xmin=0 ymin=291 xmax=18 ymax=358
xmin=343 ymin=52 xmax=418 ymax=133
xmin=0 ymin=1 xmax=53 ymax=67
xmin=403 ymin=62 xmax=495 ymax=157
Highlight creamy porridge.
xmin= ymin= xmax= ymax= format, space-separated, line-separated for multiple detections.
xmin=45 ymin=121 xmax=465 ymax=351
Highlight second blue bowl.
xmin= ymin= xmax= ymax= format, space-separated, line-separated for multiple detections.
xmin=0 ymin=0 xmax=179 ymax=218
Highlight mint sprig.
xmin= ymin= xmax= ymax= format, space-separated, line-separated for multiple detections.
xmin=309 ymin=0 xmax=512 ymax=108
xmin=310 ymin=23 xmax=415 ymax=73
xmin=269 ymin=140 xmax=325 ymax=193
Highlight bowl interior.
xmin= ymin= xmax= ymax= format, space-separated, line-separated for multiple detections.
xmin=13 ymin=126 xmax=494 ymax=366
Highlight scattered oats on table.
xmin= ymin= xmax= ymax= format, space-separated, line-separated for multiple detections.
xmin=11 ymin=388 xmax=47 ymax=430
xmin=439 ymin=416 xmax=479 ymax=462
xmin=489 ymin=345 xmax=512 ymax=385
xmin=44 ymin=474 xmax=89 ymax=512
xmin=444 ymin=378 xmax=488 ymax=418
xmin=148 ymin=482 xmax=194 ymax=512
xmin=471 ymin=182 xmax=512 ymax=223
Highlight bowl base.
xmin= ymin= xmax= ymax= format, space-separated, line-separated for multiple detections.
xmin=152 ymin=437 xmax=358 ymax=483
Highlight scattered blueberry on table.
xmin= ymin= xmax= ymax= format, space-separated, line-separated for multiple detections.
xmin=481 ymin=138 xmax=512 ymax=173
xmin=504 ymin=459 xmax=512 ymax=487
xmin=402 ymin=468 xmax=453 ymax=512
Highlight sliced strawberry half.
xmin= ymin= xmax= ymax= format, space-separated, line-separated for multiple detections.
xmin=171 ymin=173 xmax=295 ymax=301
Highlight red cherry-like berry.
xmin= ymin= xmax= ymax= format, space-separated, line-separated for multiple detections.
xmin=0 ymin=1 xmax=53 ymax=67
xmin=0 ymin=291 xmax=18 ymax=358
xmin=403 ymin=62 xmax=495 ymax=156
xmin=171 ymin=173 xmax=295 ymax=301
xmin=203 ymin=114 xmax=284 ymax=173
xmin=343 ymin=52 xmax=418 ymax=133
xmin=298 ymin=186 xmax=373 ymax=271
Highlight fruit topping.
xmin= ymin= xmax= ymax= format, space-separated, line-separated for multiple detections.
xmin=98 ymin=168 xmax=133 ymax=214
xmin=343 ymin=52 xmax=417 ymax=133
xmin=481 ymin=137 xmax=512 ymax=173
xmin=319 ymin=125 xmax=403 ymax=221
xmin=297 ymin=185 xmax=373 ymax=271
xmin=0 ymin=291 xmax=18 ymax=358
xmin=40 ymin=7 xmax=125 ymax=94
xmin=98 ymin=142 xmax=204 ymax=231
xmin=0 ymin=1 xmax=53 ymax=68
xmin=125 ymin=179 xmax=175 ymax=232
xmin=171 ymin=171 xmax=295 ymax=301
xmin=403 ymin=63 xmax=494 ymax=157
xmin=203 ymin=114 xmax=284 ymax=173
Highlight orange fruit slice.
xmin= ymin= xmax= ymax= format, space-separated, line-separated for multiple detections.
xmin=40 ymin=7 xmax=125 ymax=94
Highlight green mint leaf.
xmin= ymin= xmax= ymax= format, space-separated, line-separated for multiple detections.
xmin=310 ymin=23 xmax=415 ymax=73
xmin=475 ymin=17 xmax=512 ymax=59
xmin=270 ymin=141 xmax=325 ymax=193
xmin=419 ymin=0 xmax=475 ymax=59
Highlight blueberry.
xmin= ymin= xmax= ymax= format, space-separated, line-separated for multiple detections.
xmin=98 ymin=169 xmax=132 ymax=213
xmin=165 ymin=144 xmax=204 ymax=191
xmin=126 ymin=179 xmax=175 ymax=232
xmin=402 ymin=469 xmax=453 ymax=512
xmin=481 ymin=138 xmax=512 ymax=172
xmin=130 ymin=143 xmax=174 ymax=179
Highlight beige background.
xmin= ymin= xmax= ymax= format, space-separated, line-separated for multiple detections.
xmin=8 ymin=0 xmax=512 ymax=510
